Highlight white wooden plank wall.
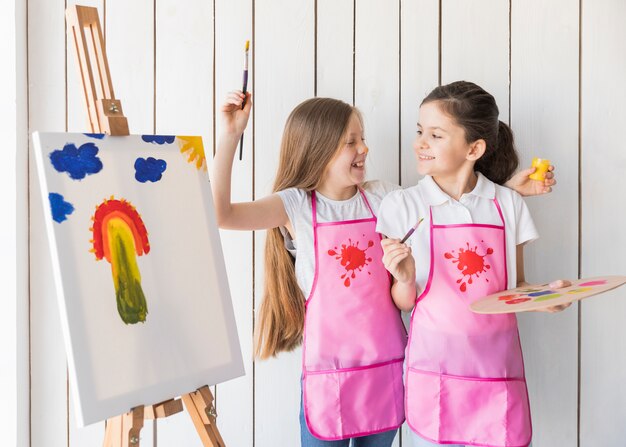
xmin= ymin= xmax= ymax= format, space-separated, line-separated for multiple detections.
xmin=28 ymin=0 xmax=73 ymax=446
xmin=22 ymin=1 xmax=626 ymax=446
xmin=580 ymin=1 xmax=626 ymax=446
xmin=511 ymin=1 xmax=579 ymax=446
xmin=1 ymin=0 xmax=28 ymax=445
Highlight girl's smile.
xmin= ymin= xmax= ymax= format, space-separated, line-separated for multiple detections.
xmin=417 ymin=153 xmax=435 ymax=161
xmin=318 ymin=112 xmax=369 ymax=200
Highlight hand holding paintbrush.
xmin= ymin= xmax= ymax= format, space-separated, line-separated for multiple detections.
xmin=381 ymin=218 xmax=423 ymax=287
xmin=221 ymin=90 xmax=252 ymax=139
xmin=238 ymin=40 xmax=250 ymax=160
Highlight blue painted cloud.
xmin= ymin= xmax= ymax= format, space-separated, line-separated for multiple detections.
xmin=83 ymin=133 xmax=105 ymax=139
xmin=141 ymin=135 xmax=175 ymax=144
xmin=49 ymin=142 xmax=103 ymax=180
xmin=49 ymin=193 xmax=75 ymax=223
xmin=134 ymin=157 xmax=167 ymax=183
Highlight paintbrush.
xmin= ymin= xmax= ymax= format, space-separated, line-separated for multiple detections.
xmin=239 ymin=40 xmax=250 ymax=161
xmin=400 ymin=218 xmax=424 ymax=244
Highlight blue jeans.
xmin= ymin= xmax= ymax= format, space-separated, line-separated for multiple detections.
xmin=299 ymin=393 xmax=398 ymax=447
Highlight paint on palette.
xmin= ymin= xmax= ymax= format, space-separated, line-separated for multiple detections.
xmin=567 ymin=287 xmax=593 ymax=294
xmin=134 ymin=157 xmax=167 ymax=183
xmin=579 ymin=280 xmax=607 ymax=286
xmin=142 ymin=135 xmax=175 ymax=144
xmin=506 ymin=298 xmax=531 ymax=305
xmin=91 ymin=197 xmax=150 ymax=324
xmin=527 ymin=290 xmax=557 ymax=297
xmin=84 ymin=133 xmax=105 ymax=139
xmin=328 ymin=236 xmax=374 ymax=287
xmin=505 ymin=282 xmax=608 ymax=305
xmin=177 ymin=136 xmax=207 ymax=170
xmin=444 ymin=242 xmax=493 ymax=292
xmin=49 ymin=142 xmax=103 ymax=180
xmin=49 ymin=193 xmax=75 ymax=223
xmin=533 ymin=293 xmax=563 ymax=302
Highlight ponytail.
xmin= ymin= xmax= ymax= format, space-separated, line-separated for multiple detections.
xmin=422 ymin=81 xmax=519 ymax=185
xmin=475 ymin=120 xmax=519 ymax=184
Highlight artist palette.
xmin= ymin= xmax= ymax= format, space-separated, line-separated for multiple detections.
xmin=470 ymin=275 xmax=626 ymax=314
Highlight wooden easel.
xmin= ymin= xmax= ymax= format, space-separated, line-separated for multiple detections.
xmin=65 ymin=5 xmax=225 ymax=447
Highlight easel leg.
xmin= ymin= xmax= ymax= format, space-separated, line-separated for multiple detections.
xmin=182 ymin=386 xmax=225 ymax=447
xmin=103 ymin=406 xmax=145 ymax=447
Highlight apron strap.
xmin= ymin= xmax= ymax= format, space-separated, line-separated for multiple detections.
xmin=311 ymin=190 xmax=318 ymax=227
xmin=359 ymin=187 xmax=376 ymax=218
xmin=493 ymin=197 xmax=505 ymax=226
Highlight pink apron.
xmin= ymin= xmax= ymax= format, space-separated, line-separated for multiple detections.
xmin=302 ymin=189 xmax=407 ymax=440
xmin=405 ymin=200 xmax=532 ymax=447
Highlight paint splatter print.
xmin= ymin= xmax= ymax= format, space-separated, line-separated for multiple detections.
xmin=328 ymin=238 xmax=374 ymax=287
xmin=445 ymin=242 xmax=494 ymax=292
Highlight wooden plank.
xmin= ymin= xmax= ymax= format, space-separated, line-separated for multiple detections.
xmin=106 ymin=0 xmax=154 ymax=134
xmin=510 ymin=1 xmax=579 ymax=446
xmin=317 ymin=0 xmax=353 ymax=103
xmin=355 ymin=0 xmax=400 ymax=186
xmin=2 ymin=0 xmax=28 ymax=444
xmin=254 ymin=0 xmax=314 ymax=445
xmin=441 ymin=0 xmax=509 ymax=122
xmin=580 ymin=1 xmax=626 ymax=445
xmin=213 ymin=0 xmax=255 ymax=446
xmin=154 ymin=0 xmax=214 ymax=444
xmin=400 ymin=0 xmax=439 ymax=191
xmin=399 ymin=1 xmax=439 ymax=444
xmin=27 ymin=1 xmax=70 ymax=446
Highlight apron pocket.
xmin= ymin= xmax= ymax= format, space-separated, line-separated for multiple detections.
xmin=303 ymin=359 xmax=404 ymax=440
xmin=406 ymin=368 xmax=531 ymax=447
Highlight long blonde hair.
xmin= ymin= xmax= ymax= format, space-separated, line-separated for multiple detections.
xmin=255 ymin=97 xmax=357 ymax=359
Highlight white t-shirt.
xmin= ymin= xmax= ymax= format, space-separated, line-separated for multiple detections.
xmin=375 ymin=173 xmax=538 ymax=294
xmin=277 ymin=180 xmax=400 ymax=299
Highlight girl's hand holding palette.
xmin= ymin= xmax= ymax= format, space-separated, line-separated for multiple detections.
xmin=470 ymin=276 xmax=626 ymax=314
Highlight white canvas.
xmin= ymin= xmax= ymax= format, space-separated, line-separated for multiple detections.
xmin=32 ymin=131 xmax=244 ymax=427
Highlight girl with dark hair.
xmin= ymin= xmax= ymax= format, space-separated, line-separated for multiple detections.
xmin=212 ymin=88 xmax=555 ymax=447
xmin=377 ymin=81 xmax=570 ymax=447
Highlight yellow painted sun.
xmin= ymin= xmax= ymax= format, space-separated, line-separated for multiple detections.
xmin=177 ymin=136 xmax=206 ymax=171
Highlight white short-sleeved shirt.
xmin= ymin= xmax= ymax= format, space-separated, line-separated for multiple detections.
xmin=278 ymin=180 xmax=400 ymax=299
xmin=375 ymin=173 xmax=538 ymax=294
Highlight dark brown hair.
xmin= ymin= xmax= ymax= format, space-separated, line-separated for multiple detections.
xmin=421 ymin=81 xmax=519 ymax=184
xmin=256 ymin=97 xmax=357 ymax=358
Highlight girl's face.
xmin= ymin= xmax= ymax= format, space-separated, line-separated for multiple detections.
xmin=322 ymin=112 xmax=369 ymax=190
xmin=413 ymin=101 xmax=474 ymax=178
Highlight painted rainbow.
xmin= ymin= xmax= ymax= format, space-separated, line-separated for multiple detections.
xmin=91 ymin=197 xmax=150 ymax=324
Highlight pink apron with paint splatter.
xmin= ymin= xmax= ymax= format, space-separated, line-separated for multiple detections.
xmin=302 ymin=189 xmax=406 ymax=440
xmin=405 ymin=199 xmax=532 ymax=447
